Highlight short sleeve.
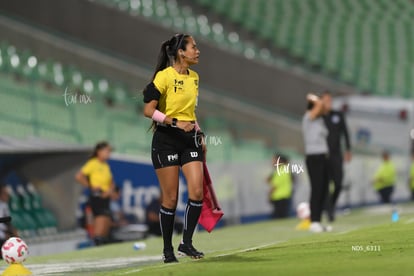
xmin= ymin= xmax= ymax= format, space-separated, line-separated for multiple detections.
xmin=143 ymin=82 xmax=161 ymax=103
xmin=153 ymin=70 xmax=168 ymax=95
xmin=81 ymin=160 xmax=94 ymax=176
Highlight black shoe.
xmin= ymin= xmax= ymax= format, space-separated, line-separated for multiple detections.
xmin=163 ymin=250 xmax=179 ymax=263
xmin=178 ymin=243 xmax=204 ymax=259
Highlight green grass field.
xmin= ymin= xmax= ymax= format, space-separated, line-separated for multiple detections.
xmin=10 ymin=204 xmax=414 ymax=275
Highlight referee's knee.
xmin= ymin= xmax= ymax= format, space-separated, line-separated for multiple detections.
xmin=162 ymin=196 xmax=178 ymax=209
xmin=189 ymin=188 xmax=203 ymax=201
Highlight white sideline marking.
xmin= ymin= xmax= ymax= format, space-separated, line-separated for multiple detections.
xmin=335 ymin=228 xmax=357 ymax=235
xmin=404 ymin=218 xmax=414 ymax=224
xmin=27 ymin=256 xmax=161 ymax=275
xmin=215 ymin=241 xmax=284 ymax=258
xmin=120 ymin=268 xmax=142 ymax=275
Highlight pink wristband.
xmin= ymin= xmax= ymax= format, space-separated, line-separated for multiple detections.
xmin=195 ymin=121 xmax=201 ymax=131
xmin=152 ymin=110 xmax=167 ymax=123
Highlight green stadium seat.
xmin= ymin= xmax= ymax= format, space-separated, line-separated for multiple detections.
xmin=74 ymin=103 xmax=109 ymax=144
xmin=211 ymin=0 xmax=230 ymax=15
xmin=27 ymin=184 xmax=58 ymax=231
xmin=182 ymin=0 xmax=414 ymax=98
xmin=36 ymin=60 xmax=56 ymax=86
xmin=0 ymin=85 xmax=33 ymax=122
xmin=227 ymin=0 xmax=246 ymax=24
xmin=0 ymin=8 xmax=282 ymax=161
xmin=8 ymin=187 xmax=38 ymax=236
xmin=0 ymin=120 xmax=34 ymax=139
xmin=36 ymin=94 xmax=72 ymax=130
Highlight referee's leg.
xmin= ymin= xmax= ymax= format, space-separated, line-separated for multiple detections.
xmin=155 ymin=166 xmax=180 ymax=254
xmin=181 ymin=161 xmax=203 ymax=247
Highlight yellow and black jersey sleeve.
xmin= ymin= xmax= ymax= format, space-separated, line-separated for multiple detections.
xmin=153 ymin=68 xmax=168 ymax=94
xmin=143 ymin=82 xmax=161 ymax=103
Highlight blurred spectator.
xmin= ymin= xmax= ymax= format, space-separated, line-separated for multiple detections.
xmin=373 ymin=151 xmax=396 ymax=204
xmin=409 ymin=152 xmax=414 ymax=200
xmin=75 ymin=141 xmax=115 ymax=245
xmin=266 ymin=154 xmax=293 ymax=219
xmin=0 ymin=185 xmax=17 ymax=250
xmin=322 ymin=91 xmax=351 ymax=222
xmin=302 ymin=93 xmax=329 ymax=233
xmin=146 ymin=197 xmax=183 ymax=236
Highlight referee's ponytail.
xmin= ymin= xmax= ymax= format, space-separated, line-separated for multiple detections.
xmin=151 ymin=40 xmax=170 ymax=80
xmin=150 ymin=34 xmax=190 ymax=80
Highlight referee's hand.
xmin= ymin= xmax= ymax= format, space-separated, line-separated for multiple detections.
xmin=101 ymin=190 xmax=112 ymax=199
xmin=177 ymin=121 xmax=195 ymax=132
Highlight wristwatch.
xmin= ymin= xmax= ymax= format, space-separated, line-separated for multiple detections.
xmin=171 ymin=118 xmax=178 ymax=128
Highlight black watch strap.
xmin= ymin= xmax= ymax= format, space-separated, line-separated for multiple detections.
xmin=171 ymin=118 xmax=178 ymax=127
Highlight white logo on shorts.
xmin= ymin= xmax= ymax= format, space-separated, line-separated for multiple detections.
xmin=190 ymin=152 xmax=198 ymax=158
xmin=167 ymin=154 xmax=178 ymax=162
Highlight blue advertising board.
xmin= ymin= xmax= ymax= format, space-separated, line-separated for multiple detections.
xmin=108 ymin=157 xmax=188 ymax=221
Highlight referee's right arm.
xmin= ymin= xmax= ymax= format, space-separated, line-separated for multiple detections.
xmin=143 ymin=99 xmax=174 ymax=125
xmin=75 ymin=171 xmax=90 ymax=188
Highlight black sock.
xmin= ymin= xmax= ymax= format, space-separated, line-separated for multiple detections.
xmin=160 ymin=206 xmax=176 ymax=252
xmin=183 ymin=199 xmax=203 ymax=245
xmin=93 ymin=236 xmax=106 ymax=246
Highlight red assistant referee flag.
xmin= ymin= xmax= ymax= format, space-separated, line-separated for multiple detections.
xmin=198 ymin=161 xmax=224 ymax=232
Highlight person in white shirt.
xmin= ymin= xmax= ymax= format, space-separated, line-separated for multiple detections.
xmin=302 ymin=94 xmax=330 ymax=233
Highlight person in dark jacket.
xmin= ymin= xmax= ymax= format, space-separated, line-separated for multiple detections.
xmin=322 ymin=92 xmax=352 ymax=222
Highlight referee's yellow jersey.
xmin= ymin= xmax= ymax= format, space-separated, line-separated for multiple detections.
xmin=81 ymin=158 xmax=113 ymax=192
xmin=153 ymin=66 xmax=199 ymax=121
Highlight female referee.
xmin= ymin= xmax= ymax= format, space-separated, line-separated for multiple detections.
xmin=75 ymin=141 xmax=115 ymax=245
xmin=143 ymin=33 xmax=205 ymax=263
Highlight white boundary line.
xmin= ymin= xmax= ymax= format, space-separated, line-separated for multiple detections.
xmin=214 ymin=241 xmax=285 ymax=258
xmin=404 ymin=218 xmax=414 ymax=224
xmin=26 ymin=256 xmax=161 ymax=275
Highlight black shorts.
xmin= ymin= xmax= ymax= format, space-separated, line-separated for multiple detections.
xmin=89 ymin=195 xmax=111 ymax=217
xmin=151 ymin=126 xmax=204 ymax=169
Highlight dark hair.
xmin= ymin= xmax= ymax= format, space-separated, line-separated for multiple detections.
xmin=274 ymin=153 xmax=288 ymax=163
xmin=150 ymin=34 xmax=190 ymax=81
xmin=90 ymin=141 xmax=110 ymax=159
